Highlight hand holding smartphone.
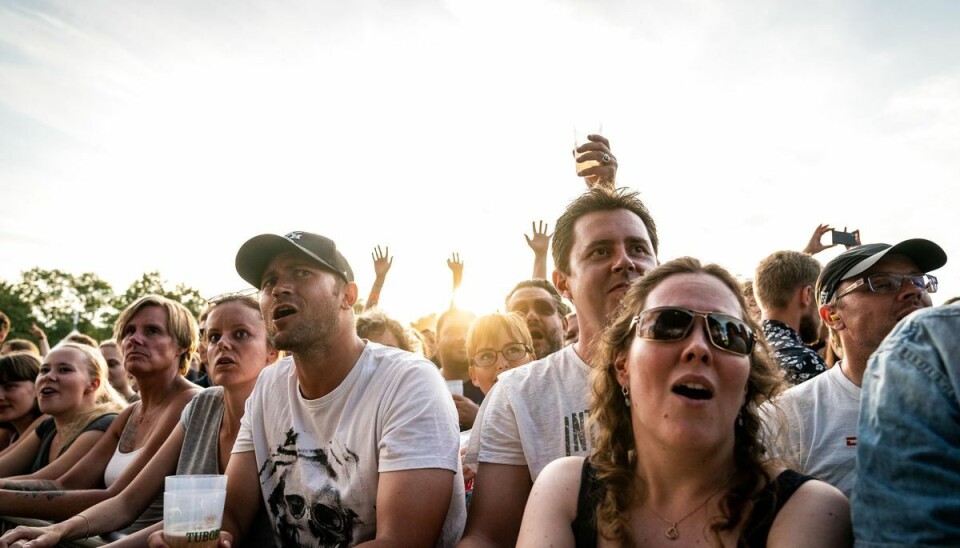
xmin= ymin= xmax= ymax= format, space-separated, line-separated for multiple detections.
xmin=831 ymin=229 xmax=858 ymax=246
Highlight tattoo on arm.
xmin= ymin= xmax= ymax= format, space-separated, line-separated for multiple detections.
xmin=0 ymin=479 xmax=59 ymax=491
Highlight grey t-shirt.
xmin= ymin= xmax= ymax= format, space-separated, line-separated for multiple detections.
xmin=177 ymin=386 xmax=224 ymax=475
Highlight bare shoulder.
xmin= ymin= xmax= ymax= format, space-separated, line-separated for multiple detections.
xmin=767 ymin=475 xmax=852 ymax=548
xmin=528 ymin=456 xmax=584 ymax=515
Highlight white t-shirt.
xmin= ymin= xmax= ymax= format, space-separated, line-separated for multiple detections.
xmin=234 ymin=342 xmax=466 ymax=547
xmin=761 ymin=361 xmax=860 ymax=497
xmin=465 ymin=344 xmax=591 ymax=481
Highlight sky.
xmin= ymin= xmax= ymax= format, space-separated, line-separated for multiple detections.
xmin=2 ymin=0 xmax=959 ymax=325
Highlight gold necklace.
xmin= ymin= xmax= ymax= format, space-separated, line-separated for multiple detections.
xmin=647 ymin=485 xmax=726 ymax=541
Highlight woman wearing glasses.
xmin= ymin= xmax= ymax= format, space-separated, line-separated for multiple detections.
xmin=466 ymin=313 xmax=536 ymax=396
xmin=517 ymin=258 xmax=852 ymax=547
xmin=0 ymin=293 xmax=278 ymax=547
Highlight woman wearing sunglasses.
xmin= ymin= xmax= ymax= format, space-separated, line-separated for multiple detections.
xmin=518 ymin=257 xmax=851 ymax=547
xmin=466 ymin=313 xmax=537 ymax=396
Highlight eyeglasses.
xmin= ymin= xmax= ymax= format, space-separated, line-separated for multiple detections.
xmin=834 ymin=273 xmax=938 ymax=302
xmin=629 ymin=306 xmax=756 ymax=356
xmin=471 ymin=343 xmax=532 ymax=368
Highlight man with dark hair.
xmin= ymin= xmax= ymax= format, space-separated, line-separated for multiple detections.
xmin=436 ymin=307 xmax=482 ymax=429
xmin=212 ymin=230 xmax=465 ymax=547
xmin=461 ymin=187 xmax=659 ymax=547
xmin=504 ymin=279 xmax=568 ymax=360
xmin=763 ymin=238 xmax=946 ymax=497
xmin=754 ymin=250 xmax=826 ymax=384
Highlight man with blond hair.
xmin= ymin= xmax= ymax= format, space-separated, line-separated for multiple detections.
xmin=754 ymin=250 xmax=826 ymax=385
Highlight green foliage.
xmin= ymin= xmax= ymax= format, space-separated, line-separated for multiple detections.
xmin=0 ymin=280 xmax=39 ymax=343
xmin=1 ymin=268 xmax=204 ymax=345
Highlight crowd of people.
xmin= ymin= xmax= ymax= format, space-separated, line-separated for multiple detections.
xmin=0 ymin=135 xmax=957 ymax=547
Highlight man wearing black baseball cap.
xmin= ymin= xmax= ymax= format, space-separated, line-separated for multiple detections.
xmin=763 ymin=237 xmax=946 ymax=498
xmin=206 ymin=231 xmax=465 ymax=547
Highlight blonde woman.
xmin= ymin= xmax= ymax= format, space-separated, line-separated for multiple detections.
xmin=466 ymin=313 xmax=536 ymax=395
xmin=519 ymin=258 xmax=851 ymax=547
xmin=0 ymin=343 xmax=126 ymax=478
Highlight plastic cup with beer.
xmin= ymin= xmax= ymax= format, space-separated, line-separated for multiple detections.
xmin=163 ymin=474 xmax=228 ymax=548
xmin=573 ymin=121 xmax=603 ymax=175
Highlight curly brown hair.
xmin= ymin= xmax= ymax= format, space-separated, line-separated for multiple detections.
xmin=589 ymin=257 xmax=784 ymax=546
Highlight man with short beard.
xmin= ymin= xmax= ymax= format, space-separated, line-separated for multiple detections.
xmin=504 ymin=279 xmax=568 ymax=360
xmin=212 ymin=231 xmax=465 ymax=547
xmin=754 ymin=250 xmax=827 ymax=385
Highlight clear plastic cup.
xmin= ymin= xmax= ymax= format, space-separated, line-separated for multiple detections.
xmin=163 ymin=475 xmax=227 ymax=548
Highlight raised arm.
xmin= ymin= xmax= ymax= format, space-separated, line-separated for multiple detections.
xmin=447 ymin=253 xmax=464 ymax=308
xmin=802 ymin=224 xmax=835 ymax=255
xmin=525 ymin=221 xmax=552 ymax=280
xmin=365 ymin=245 xmax=393 ymax=311
xmin=29 ymin=323 xmax=50 ymax=356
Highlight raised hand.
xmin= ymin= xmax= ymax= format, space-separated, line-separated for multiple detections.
xmin=574 ymin=134 xmax=618 ymax=189
xmin=525 ymin=221 xmax=551 ymax=256
xmin=525 ymin=221 xmax=551 ymax=279
xmin=803 ymin=224 xmax=836 ymax=255
xmin=372 ymin=245 xmax=393 ymax=279
xmin=448 ymin=252 xmax=464 ymax=291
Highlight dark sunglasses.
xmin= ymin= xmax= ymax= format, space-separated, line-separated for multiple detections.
xmin=629 ymin=306 xmax=756 ymax=356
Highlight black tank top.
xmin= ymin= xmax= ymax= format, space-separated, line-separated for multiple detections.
xmin=571 ymin=459 xmax=814 ymax=547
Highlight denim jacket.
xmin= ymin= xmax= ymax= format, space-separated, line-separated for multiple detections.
xmin=853 ymin=305 xmax=960 ymax=547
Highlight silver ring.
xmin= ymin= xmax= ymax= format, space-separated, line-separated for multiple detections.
xmin=602 ymin=153 xmax=611 ymax=164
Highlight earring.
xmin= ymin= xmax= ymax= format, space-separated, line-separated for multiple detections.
xmin=621 ymin=384 xmax=631 ymax=407
xmin=737 ymin=408 xmax=745 ymax=427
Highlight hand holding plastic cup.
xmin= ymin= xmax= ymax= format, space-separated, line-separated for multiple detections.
xmin=163 ymin=475 xmax=227 ymax=548
xmin=446 ymin=379 xmax=464 ymax=396
xmin=573 ymin=121 xmax=603 ymax=175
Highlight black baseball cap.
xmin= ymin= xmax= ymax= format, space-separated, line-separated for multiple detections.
xmin=235 ymin=231 xmax=354 ymax=289
xmin=816 ymin=238 xmax=947 ymax=305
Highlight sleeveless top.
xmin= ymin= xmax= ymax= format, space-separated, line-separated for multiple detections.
xmin=571 ymin=459 xmax=814 ymax=547
xmin=29 ymin=413 xmax=116 ymax=473
xmin=102 ymin=403 xmax=165 ymax=535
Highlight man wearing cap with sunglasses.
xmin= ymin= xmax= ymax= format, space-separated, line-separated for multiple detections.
xmin=763 ymin=238 xmax=946 ymax=498
xmin=199 ymin=231 xmax=465 ymax=547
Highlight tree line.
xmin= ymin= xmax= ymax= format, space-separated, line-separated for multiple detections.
xmin=0 ymin=268 xmax=204 ymax=344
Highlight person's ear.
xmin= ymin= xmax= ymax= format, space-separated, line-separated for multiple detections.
xmin=88 ymin=376 xmax=101 ymax=393
xmin=553 ymin=270 xmax=572 ymax=300
xmin=342 ymin=282 xmax=359 ymax=309
xmin=467 ymin=365 xmax=479 ymax=386
xmin=820 ymin=305 xmax=843 ymax=330
xmin=614 ymin=350 xmax=629 ymax=386
xmin=800 ymin=285 xmax=814 ymax=308
xmin=265 ymin=344 xmax=279 ymax=365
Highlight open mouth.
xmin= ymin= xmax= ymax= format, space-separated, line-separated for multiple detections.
xmin=273 ymin=305 xmax=297 ymax=321
xmin=215 ymin=357 xmax=236 ymax=366
xmin=39 ymin=387 xmax=58 ymax=396
xmin=671 ymin=382 xmax=713 ymax=401
xmin=528 ymin=326 xmax=544 ymax=340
